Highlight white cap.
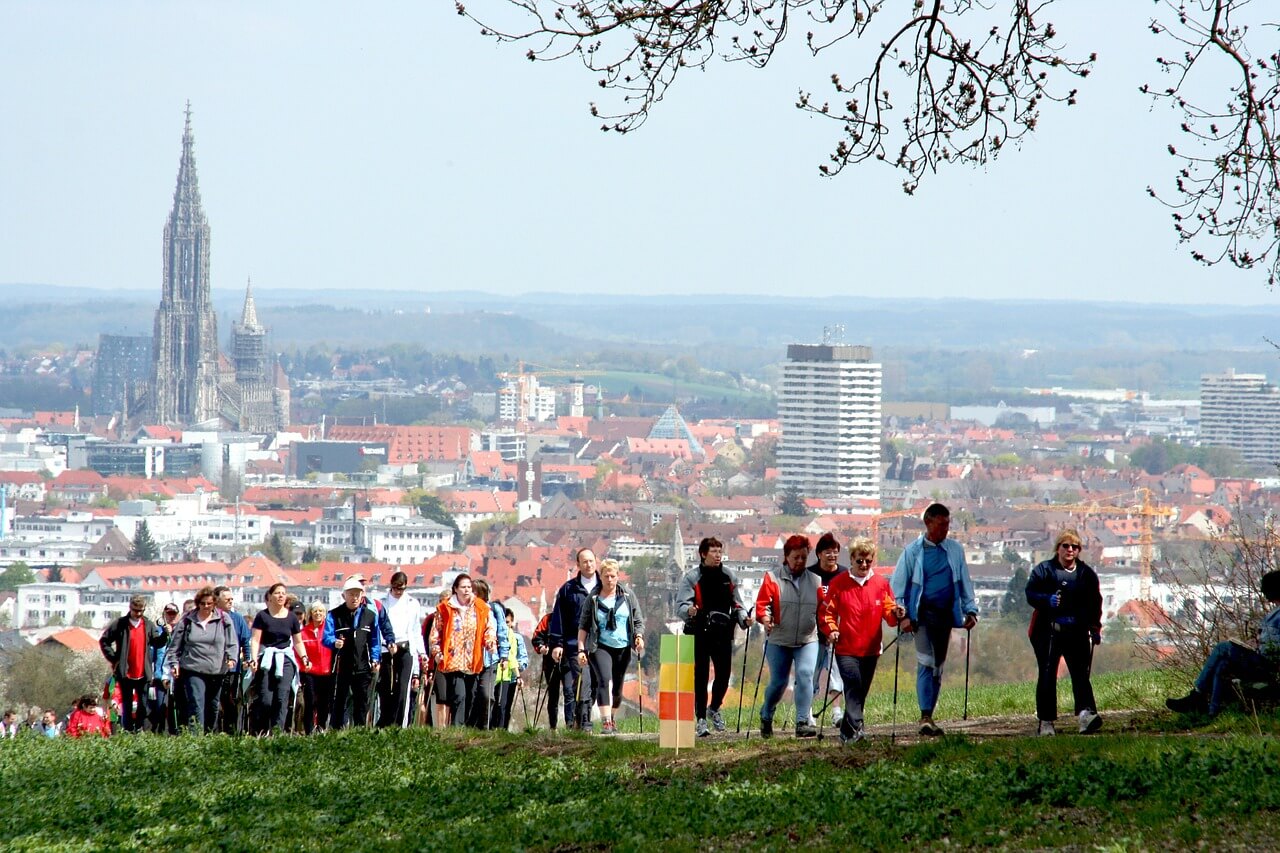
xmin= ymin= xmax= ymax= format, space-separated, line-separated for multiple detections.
xmin=342 ymin=577 xmax=365 ymax=592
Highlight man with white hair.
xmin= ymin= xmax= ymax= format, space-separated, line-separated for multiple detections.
xmin=323 ymin=576 xmax=385 ymax=728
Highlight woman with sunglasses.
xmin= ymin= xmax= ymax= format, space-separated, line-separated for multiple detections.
xmin=1025 ymin=529 xmax=1104 ymax=736
xmin=820 ymin=537 xmax=902 ymax=744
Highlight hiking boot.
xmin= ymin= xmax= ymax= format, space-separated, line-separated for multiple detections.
xmin=795 ymin=722 xmax=818 ymax=738
xmin=759 ymin=718 xmax=773 ymax=739
xmin=840 ymin=726 xmax=865 ymax=746
xmin=1078 ymin=710 xmax=1102 ymax=734
xmin=601 ymin=720 xmax=616 ymax=735
xmin=710 ymin=709 xmax=726 ymax=732
xmin=1165 ymin=690 xmax=1206 ymax=714
xmin=696 ymin=718 xmax=710 ymax=737
xmin=919 ymin=714 xmax=944 ymax=737
xmin=1037 ymin=720 xmax=1056 ymax=737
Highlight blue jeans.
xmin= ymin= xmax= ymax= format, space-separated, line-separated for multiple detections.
xmin=914 ymin=614 xmax=953 ymax=714
xmin=1196 ymin=640 xmax=1274 ymax=714
xmin=761 ymin=641 xmax=817 ymax=724
xmin=813 ymin=644 xmax=845 ymax=698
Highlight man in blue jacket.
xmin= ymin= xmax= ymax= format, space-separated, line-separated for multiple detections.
xmin=214 ymin=586 xmax=252 ymax=733
xmin=891 ymin=503 xmax=978 ymax=736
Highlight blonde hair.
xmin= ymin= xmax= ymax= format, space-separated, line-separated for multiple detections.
xmin=1054 ymin=529 xmax=1083 ymax=550
xmin=848 ymin=536 xmax=877 ymax=561
xmin=599 ymin=558 xmax=621 ymax=574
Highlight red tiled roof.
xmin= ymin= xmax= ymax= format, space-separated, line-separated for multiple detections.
xmin=42 ymin=627 xmax=100 ymax=653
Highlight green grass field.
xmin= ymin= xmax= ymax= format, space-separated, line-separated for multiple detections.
xmin=2 ymin=672 xmax=1277 ymax=851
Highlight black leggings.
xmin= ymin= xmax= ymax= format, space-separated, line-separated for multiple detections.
xmin=590 ymin=645 xmax=632 ymax=709
xmin=694 ymin=627 xmax=734 ymax=719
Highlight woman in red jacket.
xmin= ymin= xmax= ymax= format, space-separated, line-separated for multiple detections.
xmin=821 ymin=537 xmax=903 ymax=744
xmin=298 ymin=601 xmax=334 ymax=734
xmin=66 ymin=694 xmax=110 ymax=739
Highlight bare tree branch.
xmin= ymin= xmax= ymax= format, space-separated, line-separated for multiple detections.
xmin=1145 ymin=0 xmax=1280 ymax=286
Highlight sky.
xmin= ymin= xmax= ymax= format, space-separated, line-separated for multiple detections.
xmin=0 ymin=1 xmax=1272 ymax=305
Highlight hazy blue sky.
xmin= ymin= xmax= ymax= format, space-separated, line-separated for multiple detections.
xmin=0 ymin=1 xmax=1271 ymax=304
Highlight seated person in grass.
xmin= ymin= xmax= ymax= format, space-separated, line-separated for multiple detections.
xmin=1166 ymin=569 xmax=1280 ymax=717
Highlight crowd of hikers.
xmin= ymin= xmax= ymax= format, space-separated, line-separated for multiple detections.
xmin=5 ymin=501 xmax=1278 ymax=741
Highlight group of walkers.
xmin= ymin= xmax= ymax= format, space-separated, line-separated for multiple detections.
xmin=20 ymin=500 xmax=1277 ymax=744
xmin=684 ymin=503 xmax=1106 ymax=742
xmin=86 ymin=570 xmax=531 ymax=737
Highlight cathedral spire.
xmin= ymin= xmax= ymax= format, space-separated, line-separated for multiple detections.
xmin=171 ymin=101 xmax=204 ymax=233
xmin=241 ymin=277 xmax=262 ymax=330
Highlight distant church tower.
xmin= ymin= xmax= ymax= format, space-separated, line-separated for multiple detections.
xmin=232 ymin=279 xmax=281 ymax=432
xmin=151 ymin=104 xmax=221 ymax=426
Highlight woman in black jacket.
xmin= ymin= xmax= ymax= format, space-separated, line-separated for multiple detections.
xmin=1025 ymin=529 xmax=1104 ymax=736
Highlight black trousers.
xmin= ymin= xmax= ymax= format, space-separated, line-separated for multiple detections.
xmin=694 ymin=626 xmax=734 ymax=719
xmin=253 ymin=658 xmax=297 ymax=733
xmin=119 ymin=677 xmax=148 ymax=732
xmin=560 ymin=653 xmax=592 ymax=728
xmin=1032 ymin=624 xmax=1096 ymax=721
xmin=444 ymin=671 xmax=477 ymax=727
xmin=301 ymin=673 xmax=333 ymax=734
xmin=468 ymin=664 xmax=498 ymax=729
xmin=543 ymin=656 xmax=563 ymax=729
xmin=330 ymin=669 xmax=374 ymax=729
xmin=149 ymin=680 xmax=177 ymax=734
xmin=590 ymin=645 xmax=632 ymax=709
xmin=377 ymin=648 xmax=414 ymax=728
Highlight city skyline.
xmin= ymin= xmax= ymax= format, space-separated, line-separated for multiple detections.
xmin=0 ymin=1 xmax=1273 ymax=305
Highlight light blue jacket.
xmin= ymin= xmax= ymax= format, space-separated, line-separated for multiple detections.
xmin=483 ymin=601 xmax=511 ymax=669
xmin=891 ymin=535 xmax=978 ymax=628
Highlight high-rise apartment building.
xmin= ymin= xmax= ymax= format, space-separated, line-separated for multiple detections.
xmin=778 ymin=344 xmax=882 ymax=502
xmin=1199 ymin=368 xmax=1280 ymax=466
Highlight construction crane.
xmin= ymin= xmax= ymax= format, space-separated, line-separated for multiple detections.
xmin=1014 ymin=487 xmax=1177 ymax=601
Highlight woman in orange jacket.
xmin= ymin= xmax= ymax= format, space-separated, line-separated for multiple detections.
xmin=428 ymin=574 xmax=497 ymax=727
xmin=821 ymin=537 xmax=904 ymax=744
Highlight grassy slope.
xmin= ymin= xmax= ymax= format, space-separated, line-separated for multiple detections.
xmin=2 ymin=674 xmax=1277 ymax=852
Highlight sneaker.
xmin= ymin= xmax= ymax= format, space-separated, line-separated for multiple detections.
xmin=919 ymin=714 xmax=944 ymax=737
xmin=1037 ymin=720 xmax=1056 ymax=737
xmin=710 ymin=709 xmax=726 ymax=732
xmin=795 ymin=722 xmax=818 ymax=738
xmin=601 ymin=720 xmax=616 ymax=735
xmin=696 ymin=718 xmax=710 ymax=738
xmin=1078 ymin=710 xmax=1102 ymax=734
xmin=1165 ymin=690 xmax=1206 ymax=714
xmin=840 ymin=727 xmax=866 ymax=746
xmin=759 ymin=718 xmax=773 ymax=739
xmin=830 ymin=705 xmax=842 ymax=727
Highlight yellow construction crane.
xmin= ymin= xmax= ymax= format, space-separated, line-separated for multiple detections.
xmin=1014 ymin=487 xmax=1176 ymax=600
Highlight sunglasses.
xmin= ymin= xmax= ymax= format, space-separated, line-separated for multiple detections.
xmin=853 ymin=558 xmax=875 ymax=565
xmin=391 ymin=585 xmax=407 ymax=591
xmin=1059 ymin=543 xmax=1081 ymax=551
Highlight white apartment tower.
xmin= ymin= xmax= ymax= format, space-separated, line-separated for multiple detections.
xmin=778 ymin=344 xmax=882 ymax=502
xmin=1200 ymin=369 xmax=1280 ymax=466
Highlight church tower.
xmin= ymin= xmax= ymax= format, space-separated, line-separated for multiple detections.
xmin=232 ymin=278 xmax=280 ymax=432
xmin=151 ymin=104 xmax=221 ymax=425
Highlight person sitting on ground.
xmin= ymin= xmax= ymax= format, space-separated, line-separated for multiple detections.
xmin=1166 ymin=569 xmax=1280 ymax=717
xmin=66 ymin=695 xmax=110 ymax=739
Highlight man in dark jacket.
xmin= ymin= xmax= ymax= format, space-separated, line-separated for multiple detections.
xmin=549 ymin=548 xmax=599 ymax=730
xmin=677 ymin=537 xmax=752 ymax=737
xmin=323 ymin=576 xmax=385 ymax=728
xmin=99 ymin=595 xmax=169 ymax=732
xmin=214 ymin=586 xmax=251 ymax=733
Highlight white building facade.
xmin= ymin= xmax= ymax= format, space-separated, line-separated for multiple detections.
xmin=778 ymin=344 xmax=882 ymax=502
xmin=1200 ymin=369 xmax=1280 ymax=467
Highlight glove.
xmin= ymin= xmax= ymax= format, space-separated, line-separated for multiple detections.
xmin=1048 ymin=593 xmax=1061 ymax=608
xmin=1090 ymin=630 xmax=1101 ymax=646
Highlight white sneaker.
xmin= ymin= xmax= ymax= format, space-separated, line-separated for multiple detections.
xmin=830 ymin=705 xmax=842 ymax=727
xmin=1037 ymin=720 xmax=1056 ymax=736
xmin=1078 ymin=710 xmax=1102 ymax=734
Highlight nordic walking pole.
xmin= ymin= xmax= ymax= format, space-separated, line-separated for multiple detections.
xmin=891 ymin=626 xmax=901 ymax=747
xmin=531 ymin=664 xmax=547 ymax=729
xmin=518 ymin=678 xmax=530 ymax=730
xmin=963 ymin=627 xmax=972 ymax=722
xmin=816 ymin=648 xmax=836 ymax=742
xmin=735 ymin=626 xmax=750 ymax=734
xmin=745 ymin=638 xmax=768 ymax=742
